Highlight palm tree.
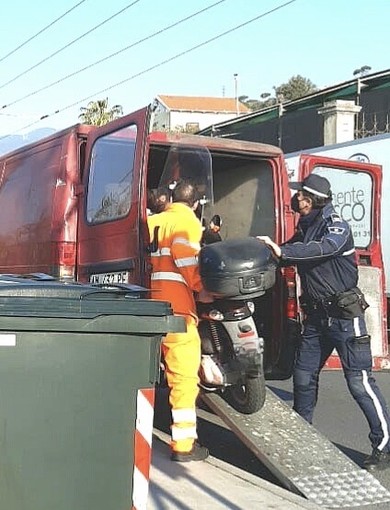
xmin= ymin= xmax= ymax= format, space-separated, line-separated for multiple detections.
xmin=79 ymin=98 xmax=123 ymax=126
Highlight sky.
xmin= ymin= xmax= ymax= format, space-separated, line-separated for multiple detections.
xmin=0 ymin=0 xmax=388 ymax=137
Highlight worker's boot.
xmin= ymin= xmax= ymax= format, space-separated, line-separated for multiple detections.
xmin=363 ymin=448 xmax=390 ymax=471
xmin=171 ymin=443 xmax=209 ymax=462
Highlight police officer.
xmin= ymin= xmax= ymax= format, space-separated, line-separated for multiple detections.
xmin=257 ymin=174 xmax=390 ymax=471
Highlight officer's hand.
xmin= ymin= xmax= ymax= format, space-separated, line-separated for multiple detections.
xmin=257 ymin=235 xmax=272 ymax=245
xmin=256 ymin=236 xmax=282 ymax=258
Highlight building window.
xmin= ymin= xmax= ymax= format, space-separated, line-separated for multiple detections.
xmin=185 ymin=122 xmax=200 ymax=133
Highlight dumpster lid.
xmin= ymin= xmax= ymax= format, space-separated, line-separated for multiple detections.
xmin=0 ymin=274 xmax=148 ymax=297
xmin=0 ymin=274 xmax=174 ymax=318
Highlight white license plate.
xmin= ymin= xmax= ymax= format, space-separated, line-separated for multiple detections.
xmin=89 ymin=271 xmax=129 ymax=285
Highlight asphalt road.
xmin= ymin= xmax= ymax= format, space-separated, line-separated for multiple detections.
xmin=154 ymin=370 xmax=390 ymax=510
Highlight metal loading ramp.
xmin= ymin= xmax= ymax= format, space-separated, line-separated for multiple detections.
xmin=201 ymin=388 xmax=390 ymax=508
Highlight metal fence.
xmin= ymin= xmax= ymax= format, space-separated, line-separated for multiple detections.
xmin=355 ymin=111 xmax=390 ymax=138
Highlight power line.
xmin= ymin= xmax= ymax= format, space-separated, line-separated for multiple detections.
xmin=0 ymin=0 xmax=88 ymax=64
xmin=56 ymin=0 xmax=298 ymax=115
xmin=0 ymin=0 xmax=142 ymax=91
xmin=0 ymin=0 xmax=297 ymax=141
xmin=2 ymin=0 xmax=227 ymax=110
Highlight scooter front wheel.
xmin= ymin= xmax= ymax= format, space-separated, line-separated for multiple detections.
xmin=224 ymin=375 xmax=266 ymax=414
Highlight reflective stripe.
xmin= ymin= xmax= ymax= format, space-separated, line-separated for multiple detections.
xmin=353 ymin=317 xmax=362 ymax=337
xmin=151 ymin=271 xmax=187 ymax=285
xmin=303 ymin=185 xmax=329 ymax=198
xmin=151 ymin=247 xmax=171 ymax=257
xmin=172 ymin=236 xmax=200 ymax=251
xmin=342 ymin=248 xmax=355 ymax=256
xmin=171 ymin=425 xmax=197 ymax=441
xmin=172 ymin=408 xmax=197 ymax=424
xmin=175 ymin=256 xmax=198 ymax=268
xmin=362 ymin=370 xmax=390 ymax=450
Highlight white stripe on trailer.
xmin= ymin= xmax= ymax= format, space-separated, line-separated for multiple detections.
xmin=132 ymin=388 xmax=155 ymax=510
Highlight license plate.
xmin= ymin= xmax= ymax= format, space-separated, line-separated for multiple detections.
xmin=89 ymin=271 xmax=129 ymax=285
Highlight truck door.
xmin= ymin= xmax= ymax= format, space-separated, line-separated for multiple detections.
xmin=77 ymin=107 xmax=149 ymax=286
xmin=297 ymin=154 xmax=388 ymax=368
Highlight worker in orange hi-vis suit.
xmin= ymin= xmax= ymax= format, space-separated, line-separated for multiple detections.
xmin=148 ymin=179 xmax=214 ymax=462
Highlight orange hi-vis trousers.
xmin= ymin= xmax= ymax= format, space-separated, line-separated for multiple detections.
xmin=162 ymin=315 xmax=201 ymax=453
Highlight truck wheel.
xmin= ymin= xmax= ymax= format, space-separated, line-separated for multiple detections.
xmin=225 ymin=375 xmax=266 ymax=414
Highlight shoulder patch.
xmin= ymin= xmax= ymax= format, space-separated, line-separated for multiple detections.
xmin=330 ymin=213 xmax=342 ymax=223
xmin=329 ymin=226 xmax=345 ymax=235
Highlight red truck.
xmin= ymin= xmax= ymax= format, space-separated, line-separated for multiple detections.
xmin=0 ymin=105 xmax=385 ymax=373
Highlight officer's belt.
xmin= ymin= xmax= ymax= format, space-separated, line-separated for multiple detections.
xmin=301 ymin=287 xmax=368 ymax=319
xmin=301 ymin=297 xmax=335 ymax=314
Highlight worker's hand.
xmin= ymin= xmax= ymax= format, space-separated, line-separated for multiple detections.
xmin=256 ymin=236 xmax=282 ymax=258
xmin=197 ymin=288 xmax=215 ymax=303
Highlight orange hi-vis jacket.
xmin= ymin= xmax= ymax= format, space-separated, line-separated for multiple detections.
xmin=148 ymin=202 xmax=203 ymax=316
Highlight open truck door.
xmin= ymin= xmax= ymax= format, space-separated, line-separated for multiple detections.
xmin=76 ymin=107 xmax=150 ymax=287
xmin=297 ymin=154 xmax=388 ymax=369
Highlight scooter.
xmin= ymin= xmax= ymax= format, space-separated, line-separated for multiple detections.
xmin=197 ymin=235 xmax=277 ymax=414
xmin=197 ymin=298 xmax=266 ymax=414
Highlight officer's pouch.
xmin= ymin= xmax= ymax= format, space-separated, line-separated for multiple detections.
xmin=353 ymin=334 xmax=371 ymax=344
xmin=334 ymin=287 xmax=369 ymax=319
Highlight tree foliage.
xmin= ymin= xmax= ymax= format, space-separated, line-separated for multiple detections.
xmin=240 ymin=75 xmax=318 ymax=112
xmin=275 ymin=75 xmax=317 ymax=101
xmin=238 ymin=96 xmax=265 ymax=112
xmin=79 ymin=98 xmax=123 ymax=126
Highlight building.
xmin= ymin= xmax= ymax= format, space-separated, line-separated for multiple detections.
xmin=151 ymin=95 xmax=250 ymax=133
xmin=198 ymin=69 xmax=390 ymax=153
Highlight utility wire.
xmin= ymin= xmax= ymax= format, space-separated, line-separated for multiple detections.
xmin=0 ymin=0 xmax=142 ymax=90
xmin=0 ymin=0 xmax=88 ymax=64
xmin=2 ymin=0 xmax=227 ymax=110
xmin=0 ymin=0 xmax=297 ymax=141
xmin=54 ymin=0 xmax=298 ymax=116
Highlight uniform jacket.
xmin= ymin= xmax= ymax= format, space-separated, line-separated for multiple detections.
xmin=280 ymin=202 xmax=358 ymax=302
xmin=201 ymin=228 xmax=222 ymax=245
xmin=148 ymin=202 xmax=203 ymax=317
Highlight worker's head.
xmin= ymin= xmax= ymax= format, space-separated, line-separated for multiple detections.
xmin=210 ymin=214 xmax=222 ymax=231
xmin=289 ymin=174 xmax=332 ymax=215
xmin=154 ymin=186 xmax=171 ymax=213
xmin=147 ymin=186 xmax=171 ymax=214
xmin=171 ymin=179 xmax=200 ymax=210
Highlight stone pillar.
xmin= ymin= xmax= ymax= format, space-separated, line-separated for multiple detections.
xmin=318 ymin=100 xmax=361 ymax=145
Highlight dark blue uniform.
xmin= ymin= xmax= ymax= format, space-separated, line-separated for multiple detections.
xmin=280 ymin=202 xmax=390 ymax=453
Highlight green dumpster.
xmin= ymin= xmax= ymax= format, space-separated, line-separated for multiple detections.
xmin=0 ymin=276 xmax=184 ymax=510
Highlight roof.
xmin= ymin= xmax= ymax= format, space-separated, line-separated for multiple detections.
xmin=156 ymin=95 xmax=250 ymax=114
xmin=198 ymin=68 xmax=390 ymax=136
xmin=148 ymin=131 xmax=283 ymax=157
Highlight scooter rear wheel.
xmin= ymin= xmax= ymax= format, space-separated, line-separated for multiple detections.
xmin=225 ymin=375 xmax=266 ymax=414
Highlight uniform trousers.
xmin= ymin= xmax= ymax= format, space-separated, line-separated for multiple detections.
xmin=162 ymin=315 xmax=201 ymax=453
xmin=293 ymin=313 xmax=390 ymax=452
